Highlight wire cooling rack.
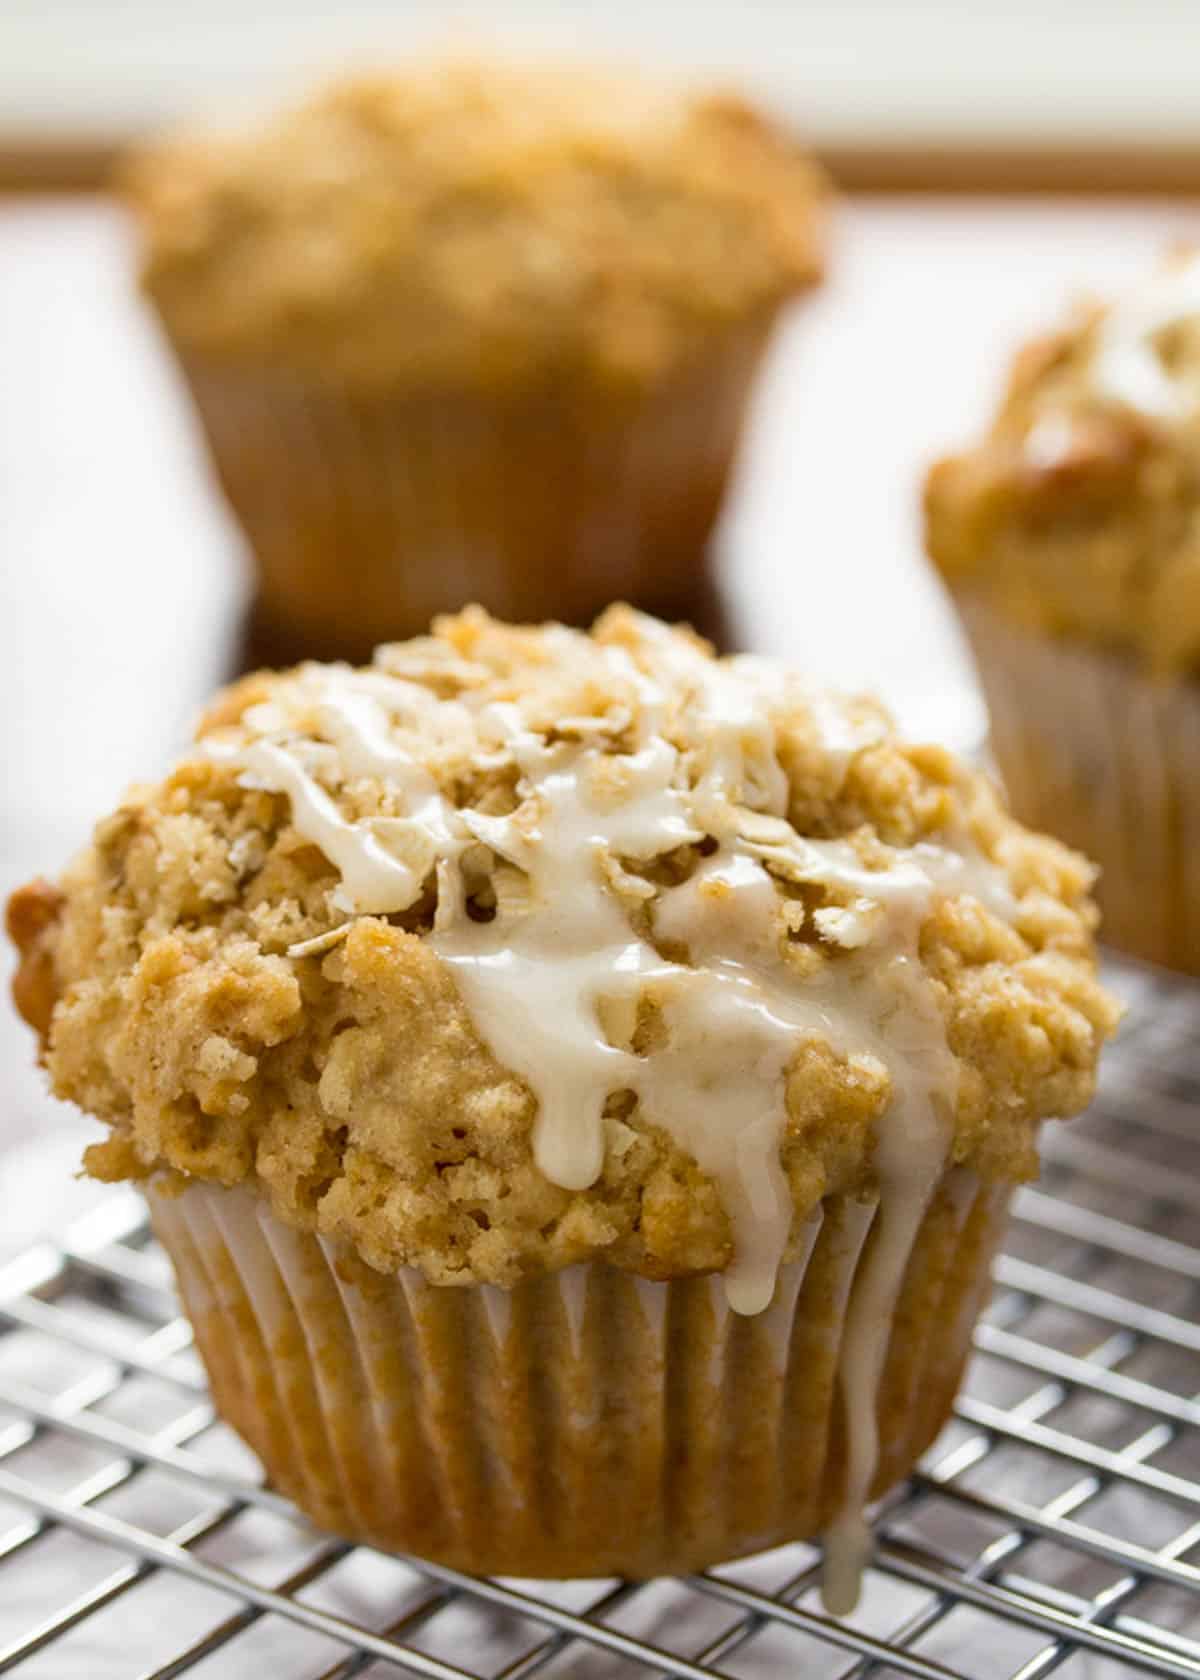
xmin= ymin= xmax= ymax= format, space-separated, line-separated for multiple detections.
xmin=0 ymin=958 xmax=1198 ymax=1679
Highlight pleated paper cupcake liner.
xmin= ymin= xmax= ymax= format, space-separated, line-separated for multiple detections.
xmin=958 ymin=595 xmax=1200 ymax=974
xmin=150 ymin=1168 xmax=1010 ymax=1580
xmin=176 ymin=319 xmax=773 ymax=664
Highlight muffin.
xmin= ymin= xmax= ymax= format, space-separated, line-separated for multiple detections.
xmin=926 ymin=252 xmax=1200 ymax=971
xmin=7 ymin=607 xmax=1116 ymax=1606
xmin=124 ymin=62 xmax=829 ymax=660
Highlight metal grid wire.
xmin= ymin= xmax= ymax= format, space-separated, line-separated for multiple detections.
xmin=0 ymin=959 xmax=1198 ymax=1677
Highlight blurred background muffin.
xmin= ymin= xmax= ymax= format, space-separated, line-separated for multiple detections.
xmin=124 ymin=60 xmax=829 ymax=661
xmin=925 ymin=251 xmax=1200 ymax=972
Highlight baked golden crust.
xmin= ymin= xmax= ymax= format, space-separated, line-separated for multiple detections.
xmin=123 ymin=61 xmax=828 ymax=392
xmin=6 ymin=878 xmax=65 ymax=1043
xmin=925 ymin=258 xmax=1200 ymax=677
xmin=8 ymin=608 xmax=1117 ymax=1287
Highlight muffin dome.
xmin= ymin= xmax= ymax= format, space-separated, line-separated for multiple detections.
xmin=125 ymin=60 xmax=828 ymax=393
xmin=926 ymin=251 xmax=1200 ymax=677
xmin=10 ymin=608 xmax=1116 ymax=1314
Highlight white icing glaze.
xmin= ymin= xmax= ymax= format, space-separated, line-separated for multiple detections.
xmin=1089 ymin=254 xmax=1200 ymax=420
xmin=433 ymin=720 xmax=696 ymax=1193
xmin=822 ymin=1508 xmax=875 ymax=1620
xmin=214 ymin=735 xmax=429 ymax=916
xmin=200 ymin=617 xmax=1020 ymax=1614
xmin=820 ymin=1082 xmax=950 ymax=1616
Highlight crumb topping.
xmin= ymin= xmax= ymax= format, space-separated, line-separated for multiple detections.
xmin=926 ymin=250 xmax=1200 ymax=676
xmin=8 ymin=608 xmax=1117 ymax=1294
xmin=124 ymin=60 xmax=829 ymax=391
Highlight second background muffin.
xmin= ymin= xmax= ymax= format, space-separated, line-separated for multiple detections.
xmin=925 ymin=251 xmax=1200 ymax=973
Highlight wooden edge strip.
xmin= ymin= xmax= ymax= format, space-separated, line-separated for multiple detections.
xmin=0 ymin=141 xmax=117 ymax=191
xmin=6 ymin=135 xmax=1200 ymax=197
xmin=822 ymin=143 xmax=1200 ymax=196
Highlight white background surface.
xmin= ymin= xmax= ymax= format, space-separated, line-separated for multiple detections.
xmin=4 ymin=0 xmax=1200 ymax=148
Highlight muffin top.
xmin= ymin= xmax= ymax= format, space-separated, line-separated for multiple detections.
xmin=926 ymin=251 xmax=1200 ymax=676
xmin=8 ymin=608 xmax=1117 ymax=1311
xmin=124 ymin=60 xmax=828 ymax=393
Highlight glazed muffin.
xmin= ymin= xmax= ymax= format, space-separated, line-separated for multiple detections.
xmin=8 ymin=608 xmax=1115 ymax=1605
xmin=926 ymin=252 xmax=1200 ymax=971
xmin=125 ymin=63 xmax=829 ymax=660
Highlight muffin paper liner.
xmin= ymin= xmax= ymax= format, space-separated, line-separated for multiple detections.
xmin=959 ymin=595 xmax=1200 ymax=973
xmin=150 ymin=1169 xmax=1010 ymax=1579
xmin=176 ymin=320 xmax=773 ymax=662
